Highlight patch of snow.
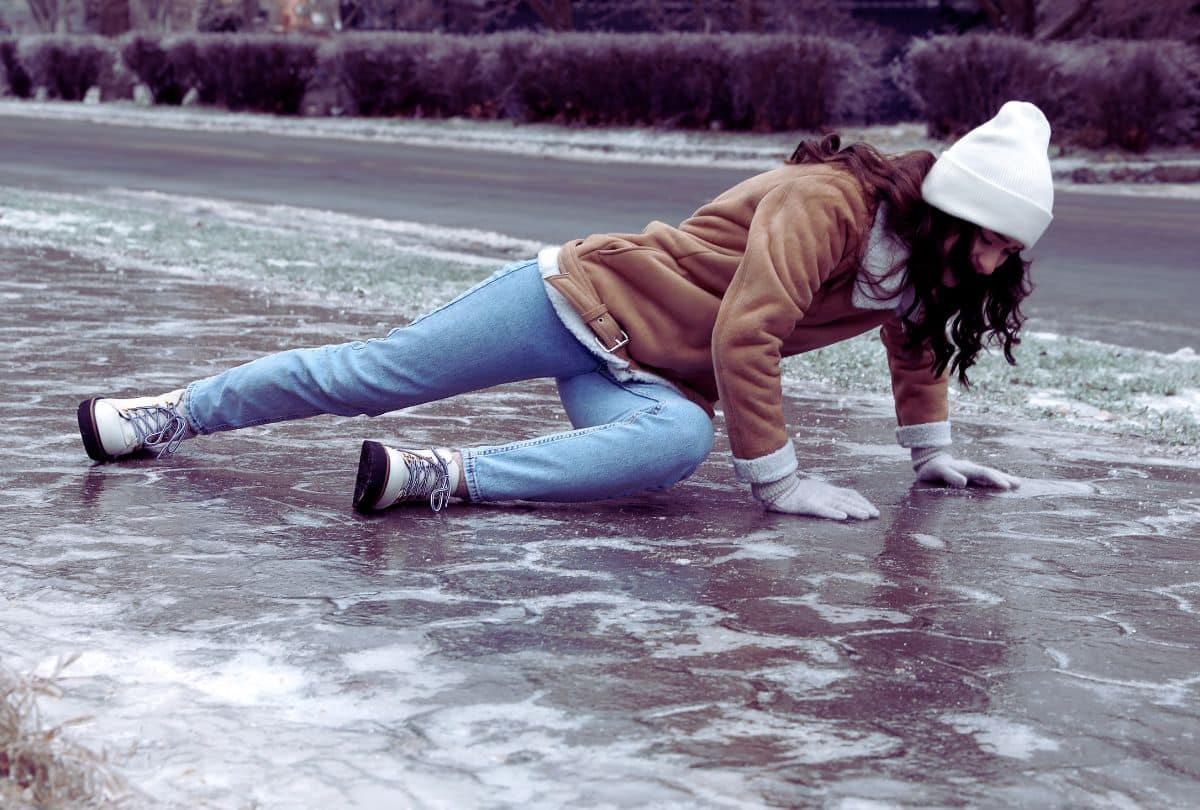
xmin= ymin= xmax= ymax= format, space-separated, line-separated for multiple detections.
xmin=1136 ymin=388 xmax=1200 ymax=418
xmin=1045 ymin=647 xmax=1071 ymax=668
xmin=1058 ymin=182 xmax=1200 ymax=200
xmin=711 ymin=540 xmax=798 ymax=564
xmin=941 ymin=713 xmax=1060 ymax=760
xmin=768 ymin=594 xmax=912 ymax=626
xmin=751 ymin=661 xmax=851 ymax=691
xmin=0 ymin=208 xmax=89 ymax=233
xmin=910 ymin=533 xmax=946 ymax=550
xmin=1165 ymin=347 xmax=1198 ymax=362
xmin=1151 ymin=582 xmax=1200 ymax=615
xmin=1028 ymin=391 xmax=1115 ymax=422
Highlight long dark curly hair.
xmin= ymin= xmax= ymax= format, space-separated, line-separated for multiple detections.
xmin=787 ymin=133 xmax=1032 ymax=387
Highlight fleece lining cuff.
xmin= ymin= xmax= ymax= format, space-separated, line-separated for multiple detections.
xmin=895 ymin=421 xmax=952 ymax=449
xmin=732 ymin=439 xmax=798 ymax=484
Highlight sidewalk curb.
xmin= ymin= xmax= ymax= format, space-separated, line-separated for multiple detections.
xmin=1055 ymin=161 xmax=1200 ymax=185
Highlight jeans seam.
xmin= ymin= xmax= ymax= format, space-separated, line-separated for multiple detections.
xmin=199 ymin=414 xmax=304 ymax=432
xmin=186 ymin=395 xmax=316 ymax=434
xmin=594 ymin=367 xmax=669 ymax=408
xmin=182 ymin=381 xmax=206 ymax=435
xmin=184 ymin=259 xmax=553 ymax=437
xmin=464 ymin=403 xmax=662 ymax=502
xmin=463 ymin=450 xmax=479 ymax=502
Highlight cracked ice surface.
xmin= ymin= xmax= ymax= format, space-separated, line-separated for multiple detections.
xmin=1 ymin=235 xmax=1199 ymax=806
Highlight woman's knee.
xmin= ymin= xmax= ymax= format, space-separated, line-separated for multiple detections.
xmin=640 ymin=401 xmax=714 ymax=487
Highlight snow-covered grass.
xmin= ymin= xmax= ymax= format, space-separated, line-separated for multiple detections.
xmin=1 ymin=658 xmax=128 ymax=808
xmin=1 ymin=184 xmax=1196 ymax=454
xmin=2 ymin=99 xmax=1199 ymax=197
xmin=0 ymin=186 xmax=538 ymax=317
xmin=786 ymin=330 xmax=1200 ymax=452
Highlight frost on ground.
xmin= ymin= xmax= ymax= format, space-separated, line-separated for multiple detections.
xmin=1 ymin=184 xmax=1195 ymax=454
xmin=0 ymin=186 xmax=538 ymax=317
xmin=787 ymin=330 xmax=1200 ymax=451
xmin=1 ymin=658 xmax=129 ymax=808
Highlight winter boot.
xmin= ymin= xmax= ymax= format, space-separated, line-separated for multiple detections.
xmin=353 ymin=440 xmax=461 ymax=513
xmin=77 ymin=389 xmax=193 ymax=461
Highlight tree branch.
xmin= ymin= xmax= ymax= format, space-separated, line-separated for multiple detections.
xmin=25 ymin=0 xmax=61 ymax=32
xmin=1040 ymin=0 xmax=1097 ymax=39
xmin=523 ymin=0 xmax=573 ymax=30
xmin=976 ymin=0 xmax=1007 ymax=30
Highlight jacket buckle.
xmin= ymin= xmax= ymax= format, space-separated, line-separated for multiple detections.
xmin=595 ymin=329 xmax=629 ymax=353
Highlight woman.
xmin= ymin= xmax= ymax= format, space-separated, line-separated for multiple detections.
xmin=77 ymin=101 xmax=1052 ymax=521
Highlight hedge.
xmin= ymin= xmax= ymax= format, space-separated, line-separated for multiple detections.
xmin=485 ymin=32 xmax=868 ymax=130
xmin=1 ymin=32 xmax=1197 ymax=149
xmin=322 ymin=31 xmax=869 ymax=129
xmin=0 ymin=32 xmax=869 ymax=131
xmin=8 ymin=36 xmax=125 ymax=101
xmin=902 ymin=34 xmax=1200 ymax=150
xmin=333 ymin=34 xmax=493 ymax=118
xmin=120 ymin=35 xmax=318 ymax=113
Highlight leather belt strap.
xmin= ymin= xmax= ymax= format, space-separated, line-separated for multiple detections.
xmin=583 ymin=306 xmax=630 ymax=354
xmin=545 ymin=273 xmax=630 ymax=358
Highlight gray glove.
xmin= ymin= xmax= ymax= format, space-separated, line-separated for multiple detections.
xmin=913 ymin=450 xmax=1020 ymax=490
xmin=733 ymin=439 xmax=879 ymax=521
xmin=752 ymin=473 xmax=880 ymax=520
xmin=897 ymin=421 xmax=1018 ymax=490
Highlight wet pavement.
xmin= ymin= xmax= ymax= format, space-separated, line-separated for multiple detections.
xmin=2 ymin=243 xmax=1199 ymax=808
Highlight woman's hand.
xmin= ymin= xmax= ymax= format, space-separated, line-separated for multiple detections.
xmin=915 ymin=452 xmax=1019 ymax=490
xmin=752 ymin=473 xmax=880 ymax=520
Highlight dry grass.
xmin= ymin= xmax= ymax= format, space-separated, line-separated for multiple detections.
xmin=1 ymin=656 xmax=131 ymax=809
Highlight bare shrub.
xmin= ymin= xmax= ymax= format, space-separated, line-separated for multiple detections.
xmin=18 ymin=36 xmax=120 ymax=101
xmin=0 ymin=39 xmax=32 ymax=98
xmin=903 ymin=33 xmax=1200 ymax=149
xmin=1058 ymin=40 xmax=1200 ymax=151
xmin=401 ymin=36 xmax=493 ymax=117
xmin=637 ymin=35 xmax=728 ymax=128
xmin=493 ymin=33 xmax=670 ymax=126
xmin=723 ymin=35 xmax=867 ymax=130
xmin=334 ymin=33 xmax=489 ymax=117
xmin=225 ymin=36 xmax=319 ymax=114
xmin=491 ymin=32 xmax=859 ymax=130
xmin=121 ymin=33 xmax=186 ymax=104
xmin=168 ymin=34 xmax=319 ymax=114
xmin=899 ymin=34 xmax=1064 ymax=138
xmin=1 ymin=658 xmax=129 ymax=809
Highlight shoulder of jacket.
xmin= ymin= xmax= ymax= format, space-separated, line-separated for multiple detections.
xmin=786 ymin=164 xmax=870 ymax=197
xmin=768 ymin=166 xmax=875 ymax=226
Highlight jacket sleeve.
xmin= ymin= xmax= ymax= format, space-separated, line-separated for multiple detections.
xmin=712 ymin=178 xmax=863 ymax=462
xmin=880 ymin=317 xmax=950 ymax=427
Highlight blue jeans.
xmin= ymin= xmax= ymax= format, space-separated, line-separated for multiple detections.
xmin=183 ymin=260 xmax=714 ymax=503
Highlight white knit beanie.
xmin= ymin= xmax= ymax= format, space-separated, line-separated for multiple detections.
xmin=920 ymin=101 xmax=1054 ymax=249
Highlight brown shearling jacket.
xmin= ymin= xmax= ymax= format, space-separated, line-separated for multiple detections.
xmin=552 ymin=162 xmax=949 ymax=463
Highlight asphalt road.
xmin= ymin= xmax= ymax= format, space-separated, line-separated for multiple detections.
xmin=2 ymin=114 xmax=1196 ymax=352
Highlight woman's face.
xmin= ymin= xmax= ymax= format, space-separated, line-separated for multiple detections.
xmin=942 ymin=228 xmax=1024 ymax=286
xmin=972 ymin=228 xmax=1024 ymax=276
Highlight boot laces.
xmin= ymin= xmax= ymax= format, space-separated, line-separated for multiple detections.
xmin=400 ymin=449 xmax=451 ymax=512
xmin=125 ymin=404 xmax=188 ymax=458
